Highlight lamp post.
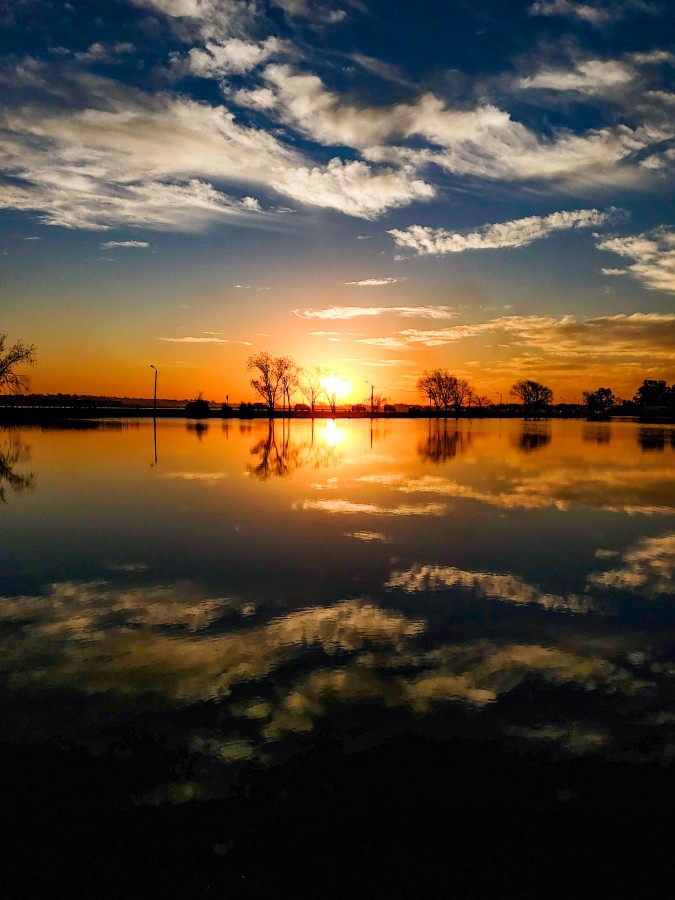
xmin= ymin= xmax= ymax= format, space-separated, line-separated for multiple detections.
xmin=150 ymin=365 xmax=158 ymax=414
xmin=366 ymin=380 xmax=374 ymax=415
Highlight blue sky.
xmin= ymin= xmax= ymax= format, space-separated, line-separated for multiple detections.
xmin=1 ymin=0 xmax=673 ymax=401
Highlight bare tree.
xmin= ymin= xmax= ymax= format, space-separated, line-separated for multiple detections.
xmin=247 ymin=351 xmax=286 ymax=411
xmin=297 ymin=364 xmax=325 ymax=414
xmin=362 ymin=391 xmax=388 ymax=412
xmin=449 ymin=377 xmax=472 ymax=414
xmin=417 ymin=371 xmax=442 ymax=411
xmin=510 ymin=380 xmax=553 ymax=413
xmin=0 ymin=335 xmax=36 ymax=394
xmin=417 ymin=369 xmax=473 ymax=414
xmin=471 ymin=393 xmax=491 ymax=410
xmin=278 ymin=356 xmax=300 ymax=413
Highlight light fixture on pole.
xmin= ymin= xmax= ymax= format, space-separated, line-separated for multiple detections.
xmin=150 ymin=365 xmax=158 ymax=414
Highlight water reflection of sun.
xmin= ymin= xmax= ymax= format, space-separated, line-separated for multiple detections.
xmin=321 ymin=419 xmax=346 ymax=447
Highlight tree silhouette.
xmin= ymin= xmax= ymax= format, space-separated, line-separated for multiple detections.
xmin=278 ymin=357 xmax=300 ymax=412
xmin=247 ymin=351 xmax=286 ymax=411
xmin=633 ymin=380 xmax=674 ymax=408
xmin=297 ymin=364 xmax=325 ymax=414
xmin=510 ymin=380 xmax=552 ymax=414
xmin=417 ymin=369 xmax=473 ymax=414
xmin=0 ymin=334 xmax=36 ymax=394
xmin=583 ymin=387 xmax=615 ymax=415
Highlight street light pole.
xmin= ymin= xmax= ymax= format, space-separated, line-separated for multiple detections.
xmin=150 ymin=365 xmax=158 ymax=414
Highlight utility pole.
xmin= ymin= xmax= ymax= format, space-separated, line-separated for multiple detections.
xmin=150 ymin=365 xmax=158 ymax=413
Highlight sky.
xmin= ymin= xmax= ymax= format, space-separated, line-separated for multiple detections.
xmin=1 ymin=0 xmax=674 ymax=404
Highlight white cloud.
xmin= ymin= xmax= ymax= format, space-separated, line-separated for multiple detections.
xmin=159 ymin=336 xmax=251 ymax=344
xmin=270 ymin=157 xmax=434 ymax=220
xmin=252 ymin=64 xmax=663 ymax=187
xmin=188 ymin=37 xmax=281 ymax=77
xmin=597 ymin=228 xmax=675 ymax=292
xmin=344 ymin=277 xmax=403 ymax=286
xmin=0 ymin=65 xmax=436 ymax=229
xmin=294 ymin=305 xmax=457 ymax=319
xmin=100 ymin=240 xmax=150 ymax=249
xmin=519 ymin=59 xmax=633 ymax=93
xmin=528 ymin=0 xmax=656 ymax=25
xmin=389 ymin=208 xmax=613 ymax=256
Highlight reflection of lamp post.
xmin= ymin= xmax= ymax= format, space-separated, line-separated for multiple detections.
xmin=150 ymin=365 xmax=158 ymax=413
xmin=366 ymin=380 xmax=374 ymax=415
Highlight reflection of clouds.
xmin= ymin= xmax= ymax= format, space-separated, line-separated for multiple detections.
xmin=386 ymin=564 xmax=605 ymax=615
xmin=257 ymin=639 xmax=653 ymax=741
xmin=0 ymin=584 xmax=423 ymax=703
xmin=589 ymin=533 xmax=675 ymax=595
xmin=162 ymin=471 xmax=229 ymax=482
xmin=345 ymin=531 xmax=392 ymax=542
xmin=355 ymin=466 xmax=675 ymax=515
xmin=293 ymin=499 xmax=446 ymax=515
xmin=504 ymin=723 xmax=610 ymax=755
xmin=0 ymin=580 xmax=232 ymax=634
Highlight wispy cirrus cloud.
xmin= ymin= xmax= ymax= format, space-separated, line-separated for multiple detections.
xmin=518 ymin=59 xmax=634 ymax=93
xmin=597 ymin=227 xmax=675 ymax=292
xmin=355 ymin=312 xmax=675 ymax=359
xmin=159 ymin=335 xmax=252 ymax=344
xmin=294 ymin=305 xmax=457 ymax=319
xmin=344 ymin=277 xmax=404 ymax=286
xmin=389 ymin=208 xmax=615 ymax=256
xmin=341 ymin=357 xmax=416 ymax=367
xmin=528 ymin=0 xmax=658 ymax=25
xmin=100 ymin=240 xmax=150 ymax=249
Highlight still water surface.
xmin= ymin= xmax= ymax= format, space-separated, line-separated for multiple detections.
xmin=1 ymin=417 xmax=674 ymax=802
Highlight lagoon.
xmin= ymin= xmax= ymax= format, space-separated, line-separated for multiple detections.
xmin=1 ymin=417 xmax=674 ymax=896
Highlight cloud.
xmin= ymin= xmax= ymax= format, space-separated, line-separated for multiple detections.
xmin=519 ymin=59 xmax=634 ymax=93
xmin=188 ymin=37 xmax=281 ymax=77
xmin=597 ymin=228 xmax=675 ymax=292
xmin=354 ymin=312 xmax=675 ymax=360
xmin=389 ymin=208 xmax=614 ymax=256
xmin=159 ymin=336 xmax=252 ymax=344
xmin=343 ymin=277 xmax=403 ymax=286
xmin=341 ymin=357 xmax=416 ymax=367
xmin=0 ymin=63 xmax=435 ymax=230
xmin=528 ymin=0 xmax=658 ymax=25
xmin=294 ymin=305 xmax=457 ymax=319
xmin=100 ymin=240 xmax=150 ymax=249
xmin=251 ymin=64 xmax=664 ymax=187
xmin=269 ymin=157 xmax=434 ymax=220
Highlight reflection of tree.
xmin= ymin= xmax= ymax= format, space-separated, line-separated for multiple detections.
xmin=186 ymin=422 xmax=208 ymax=443
xmin=637 ymin=427 xmax=673 ymax=452
xmin=513 ymin=423 xmax=552 ymax=453
xmin=0 ymin=434 xmax=34 ymax=502
xmin=247 ymin=421 xmax=342 ymax=481
xmin=582 ymin=424 xmax=611 ymax=444
xmin=418 ymin=422 xmax=471 ymax=463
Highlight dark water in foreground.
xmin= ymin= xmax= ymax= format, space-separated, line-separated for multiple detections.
xmin=1 ymin=417 xmax=674 ymax=896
